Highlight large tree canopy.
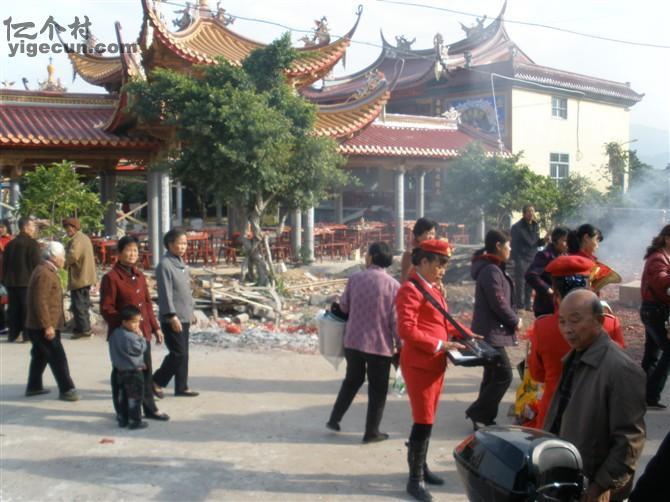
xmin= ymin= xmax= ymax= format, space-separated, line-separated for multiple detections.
xmin=127 ymin=33 xmax=347 ymax=284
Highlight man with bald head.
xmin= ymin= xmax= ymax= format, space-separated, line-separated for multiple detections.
xmin=544 ymin=289 xmax=646 ymax=502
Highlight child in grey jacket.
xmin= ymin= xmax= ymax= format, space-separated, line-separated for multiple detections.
xmin=109 ymin=305 xmax=148 ymax=429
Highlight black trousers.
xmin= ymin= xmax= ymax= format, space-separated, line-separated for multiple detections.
xmin=116 ymin=369 xmax=144 ymax=423
xmin=513 ymin=259 xmax=532 ymax=309
xmin=153 ymin=322 xmax=190 ymax=393
xmin=70 ymin=286 xmax=92 ymax=334
xmin=26 ymin=329 xmax=75 ymax=394
xmin=640 ymin=303 xmax=670 ymax=403
xmin=629 ymin=430 xmax=670 ymax=502
xmin=328 ymin=348 xmax=392 ymax=435
xmin=112 ymin=342 xmax=158 ymax=417
xmin=7 ymin=286 xmax=27 ymax=341
xmin=465 ymin=346 xmax=513 ymax=424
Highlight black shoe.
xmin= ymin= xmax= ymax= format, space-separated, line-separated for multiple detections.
xmin=71 ymin=331 xmax=93 ymax=340
xmin=25 ymin=388 xmax=51 ymax=397
xmin=647 ymin=401 xmax=668 ymax=410
xmin=175 ymin=389 xmax=199 ymax=397
xmin=59 ymin=389 xmax=80 ymax=401
xmin=423 ymin=463 xmax=444 ymax=486
xmin=362 ymin=432 xmax=389 ymax=444
xmin=129 ymin=421 xmax=149 ymax=430
xmin=145 ymin=411 xmax=170 ymax=421
xmin=117 ymin=416 xmax=129 ymax=428
xmin=407 ymin=439 xmax=433 ymax=502
xmin=326 ymin=421 xmax=340 ymax=432
xmin=152 ymin=384 xmax=164 ymax=400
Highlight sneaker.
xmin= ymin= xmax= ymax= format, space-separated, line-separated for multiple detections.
xmin=25 ymin=388 xmax=51 ymax=397
xmin=59 ymin=389 xmax=80 ymax=402
xmin=362 ymin=432 xmax=390 ymax=444
xmin=326 ymin=421 xmax=340 ymax=432
xmin=128 ymin=421 xmax=149 ymax=430
xmin=647 ymin=401 xmax=667 ymax=410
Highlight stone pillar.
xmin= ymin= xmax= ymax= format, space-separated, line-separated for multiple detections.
xmin=159 ymin=171 xmax=171 ymax=238
xmin=147 ymin=170 xmax=161 ymax=268
xmin=215 ymin=200 xmax=223 ymax=225
xmin=175 ymin=181 xmax=183 ymax=227
xmin=304 ymin=207 xmax=315 ymax=263
xmin=100 ymin=171 xmax=118 ymax=237
xmin=394 ymin=168 xmax=405 ymax=253
xmin=291 ymin=208 xmax=302 ymax=259
xmin=9 ymin=177 xmax=20 ymax=208
xmin=415 ymin=170 xmax=425 ymax=219
xmin=334 ymin=193 xmax=344 ymax=224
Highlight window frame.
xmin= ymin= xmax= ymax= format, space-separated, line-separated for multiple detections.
xmin=551 ymin=96 xmax=568 ymax=119
xmin=549 ymin=152 xmax=570 ymax=182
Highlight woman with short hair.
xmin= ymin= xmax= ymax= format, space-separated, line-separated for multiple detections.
xmin=465 ymin=230 xmax=521 ymax=430
xmin=327 ymin=242 xmax=400 ymax=443
xmin=525 ymin=226 xmax=569 ymax=317
xmin=396 ymin=239 xmax=465 ymax=501
xmin=400 ymin=218 xmax=437 ymax=283
xmin=100 ymin=235 xmax=169 ymax=424
xmin=153 ymin=229 xmax=198 ymax=398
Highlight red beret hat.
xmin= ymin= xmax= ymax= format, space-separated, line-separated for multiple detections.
xmin=545 ymin=255 xmax=595 ymax=277
xmin=418 ymin=239 xmax=453 ymax=257
xmin=62 ymin=217 xmax=81 ymax=231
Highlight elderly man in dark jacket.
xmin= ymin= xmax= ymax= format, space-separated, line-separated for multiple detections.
xmin=24 ymin=241 xmax=79 ymax=401
xmin=2 ymin=216 xmax=41 ymax=343
xmin=510 ymin=204 xmax=541 ymax=310
xmin=465 ymin=230 xmax=521 ymax=430
xmin=545 ymin=289 xmax=646 ymax=502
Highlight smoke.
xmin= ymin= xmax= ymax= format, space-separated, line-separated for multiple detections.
xmin=572 ymin=169 xmax=670 ymax=281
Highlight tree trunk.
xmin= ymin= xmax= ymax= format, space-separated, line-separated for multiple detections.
xmin=244 ymin=193 xmax=274 ymax=286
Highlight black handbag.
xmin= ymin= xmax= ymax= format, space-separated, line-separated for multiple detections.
xmin=409 ymin=279 xmax=502 ymax=367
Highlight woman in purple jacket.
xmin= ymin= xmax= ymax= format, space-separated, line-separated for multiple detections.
xmin=326 ymin=242 xmax=400 ymax=443
xmin=465 ymin=230 xmax=521 ymax=430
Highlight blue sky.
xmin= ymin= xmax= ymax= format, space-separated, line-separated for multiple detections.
xmin=2 ymin=0 xmax=668 ymax=163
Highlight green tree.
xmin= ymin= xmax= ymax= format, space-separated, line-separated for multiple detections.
xmin=17 ymin=161 xmax=106 ymax=239
xmin=443 ymin=143 xmax=599 ymax=233
xmin=127 ymin=34 xmax=347 ymax=285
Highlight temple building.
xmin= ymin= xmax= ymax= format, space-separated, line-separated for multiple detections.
xmin=0 ymin=0 xmax=643 ymax=258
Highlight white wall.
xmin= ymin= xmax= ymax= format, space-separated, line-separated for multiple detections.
xmin=510 ymin=88 xmax=631 ymax=191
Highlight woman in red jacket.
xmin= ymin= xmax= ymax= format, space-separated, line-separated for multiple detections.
xmin=396 ymin=239 xmax=465 ymax=502
xmin=100 ymin=235 xmax=169 ymax=423
xmin=640 ymin=224 xmax=670 ymax=410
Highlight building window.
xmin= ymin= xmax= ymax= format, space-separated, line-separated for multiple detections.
xmin=550 ymin=153 xmax=569 ymax=181
xmin=552 ymin=96 xmax=567 ymax=119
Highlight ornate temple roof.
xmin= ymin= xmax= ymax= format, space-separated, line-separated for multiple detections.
xmin=339 ymin=113 xmax=502 ymax=159
xmin=314 ymin=76 xmax=392 ymax=138
xmin=65 ymin=0 xmax=362 ymax=91
xmin=0 ymin=90 xmax=156 ymax=150
xmin=303 ymin=32 xmax=440 ymax=104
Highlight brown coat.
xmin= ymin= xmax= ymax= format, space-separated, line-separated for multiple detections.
xmin=25 ymin=262 xmax=65 ymax=330
xmin=65 ymin=231 xmax=97 ymax=290
xmin=100 ymin=263 xmax=159 ymax=341
xmin=543 ymin=333 xmax=646 ymax=498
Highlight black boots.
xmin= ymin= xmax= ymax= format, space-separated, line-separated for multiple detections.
xmin=407 ymin=439 xmax=434 ymax=501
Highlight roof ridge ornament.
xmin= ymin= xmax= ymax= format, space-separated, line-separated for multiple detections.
xmin=460 ymin=15 xmax=487 ymax=38
xmin=172 ymin=2 xmax=194 ymax=31
xmin=395 ymin=35 xmax=416 ymax=52
xmin=301 ymin=16 xmax=331 ymax=47
xmin=214 ymin=2 xmax=235 ymax=26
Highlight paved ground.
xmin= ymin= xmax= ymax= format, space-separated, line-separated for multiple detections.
xmin=1 ymin=336 xmax=667 ymax=501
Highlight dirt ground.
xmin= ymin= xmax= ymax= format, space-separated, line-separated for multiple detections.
xmin=1 ymin=334 xmax=667 ymax=501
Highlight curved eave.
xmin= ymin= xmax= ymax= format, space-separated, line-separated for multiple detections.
xmin=66 ymin=51 xmax=124 ymax=91
xmin=314 ymin=81 xmax=391 ymax=138
xmin=142 ymin=0 xmax=360 ymax=86
xmin=448 ymin=0 xmax=508 ymax=54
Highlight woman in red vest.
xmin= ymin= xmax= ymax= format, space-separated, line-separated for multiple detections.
xmin=396 ymin=239 xmax=465 ymax=502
